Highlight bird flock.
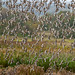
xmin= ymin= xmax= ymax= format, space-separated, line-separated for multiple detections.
xmin=0 ymin=0 xmax=75 ymax=75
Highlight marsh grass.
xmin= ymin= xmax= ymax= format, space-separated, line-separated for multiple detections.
xmin=0 ymin=50 xmax=75 ymax=72
xmin=0 ymin=38 xmax=75 ymax=73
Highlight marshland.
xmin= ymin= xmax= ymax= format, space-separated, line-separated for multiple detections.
xmin=0 ymin=0 xmax=75 ymax=75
